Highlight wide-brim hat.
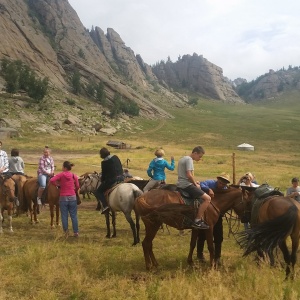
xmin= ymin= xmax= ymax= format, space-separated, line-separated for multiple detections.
xmin=217 ymin=173 xmax=231 ymax=184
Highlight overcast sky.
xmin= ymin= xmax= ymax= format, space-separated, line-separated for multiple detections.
xmin=68 ymin=0 xmax=300 ymax=81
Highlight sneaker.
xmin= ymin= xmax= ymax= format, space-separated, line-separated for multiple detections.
xmin=101 ymin=206 xmax=110 ymax=214
xmin=37 ymin=197 xmax=42 ymax=205
xmin=191 ymin=220 xmax=209 ymax=230
xmin=73 ymin=233 xmax=79 ymax=237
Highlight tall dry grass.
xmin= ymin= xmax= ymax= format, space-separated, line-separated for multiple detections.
xmin=1 ymin=95 xmax=300 ymax=299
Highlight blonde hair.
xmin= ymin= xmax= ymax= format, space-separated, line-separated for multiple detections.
xmin=154 ymin=149 xmax=165 ymax=157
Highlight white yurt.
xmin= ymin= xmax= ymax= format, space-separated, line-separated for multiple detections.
xmin=237 ymin=143 xmax=254 ymax=151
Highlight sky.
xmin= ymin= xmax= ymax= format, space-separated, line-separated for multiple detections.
xmin=68 ymin=0 xmax=300 ymax=81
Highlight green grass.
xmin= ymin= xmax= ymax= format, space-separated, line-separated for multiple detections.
xmin=1 ymin=92 xmax=300 ymax=299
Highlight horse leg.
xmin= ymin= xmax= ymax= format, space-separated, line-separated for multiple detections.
xmin=0 ymin=210 xmax=3 ymax=233
xmin=278 ymin=241 xmax=291 ymax=279
xmin=142 ymin=220 xmax=161 ymax=270
xmin=205 ymin=228 xmax=215 ymax=268
xmin=33 ymin=202 xmax=39 ymax=224
xmin=111 ymin=211 xmax=116 ymax=238
xmin=135 ymin=210 xmax=140 ymax=244
xmin=187 ymin=229 xmax=200 ymax=266
xmin=290 ymin=236 xmax=299 ymax=280
xmin=7 ymin=206 xmax=13 ymax=232
xmin=55 ymin=204 xmax=60 ymax=226
xmin=124 ymin=212 xmax=138 ymax=246
xmin=196 ymin=230 xmax=206 ymax=261
xmin=49 ymin=204 xmax=55 ymax=228
xmin=104 ymin=211 xmax=111 ymax=238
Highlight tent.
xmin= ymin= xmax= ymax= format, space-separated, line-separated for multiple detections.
xmin=237 ymin=143 xmax=254 ymax=151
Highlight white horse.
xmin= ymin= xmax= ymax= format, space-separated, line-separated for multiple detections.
xmin=80 ymin=173 xmax=143 ymax=245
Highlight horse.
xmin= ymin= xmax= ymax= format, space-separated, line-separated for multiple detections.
xmin=134 ymin=185 xmax=250 ymax=270
xmin=239 ymin=194 xmax=300 ymax=280
xmin=79 ymin=173 xmax=143 ymax=245
xmin=23 ymin=177 xmax=60 ymax=227
xmin=0 ymin=174 xmax=17 ymax=232
xmin=11 ymin=174 xmax=28 ymax=215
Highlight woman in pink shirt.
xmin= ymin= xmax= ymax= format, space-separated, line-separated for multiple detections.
xmin=50 ymin=161 xmax=80 ymax=237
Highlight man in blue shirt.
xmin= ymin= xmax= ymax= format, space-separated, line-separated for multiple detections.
xmin=197 ymin=173 xmax=231 ymax=262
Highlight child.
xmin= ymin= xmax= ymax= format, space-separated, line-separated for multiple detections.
xmin=143 ymin=149 xmax=175 ymax=192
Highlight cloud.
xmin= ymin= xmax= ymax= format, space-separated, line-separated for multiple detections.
xmin=69 ymin=0 xmax=300 ymax=81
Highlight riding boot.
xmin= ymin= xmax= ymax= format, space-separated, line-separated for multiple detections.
xmin=97 ymin=193 xmax=109 ymax=214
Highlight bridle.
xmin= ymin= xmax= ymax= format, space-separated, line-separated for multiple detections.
xmin=81 ymin=173 xmax=101 ymax=192
xmin=0 ymin=176 xmax=16 ymax=203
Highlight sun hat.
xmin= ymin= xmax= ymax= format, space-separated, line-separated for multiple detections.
xmin=217 ymin=173 xmax=231 ymax=184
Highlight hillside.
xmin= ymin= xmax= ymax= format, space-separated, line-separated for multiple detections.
xmin=0 ymin=0 xmax=245 ymax=136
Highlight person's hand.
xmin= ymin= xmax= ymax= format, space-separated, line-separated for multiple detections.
xmin=208 ymin=189 xmax=214 ymax=198
xmin=171 ymin=156 xmax=174 ymax=160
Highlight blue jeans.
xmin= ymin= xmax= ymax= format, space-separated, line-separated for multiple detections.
xmin=59 ymin=195 xmax=78 ymax=233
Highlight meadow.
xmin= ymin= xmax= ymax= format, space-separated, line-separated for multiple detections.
xmin=1 ymin=92 xmax=300 ymax=299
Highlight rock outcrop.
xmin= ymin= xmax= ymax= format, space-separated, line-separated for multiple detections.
xmin=152 ymin=53 xmax=242 ymax=103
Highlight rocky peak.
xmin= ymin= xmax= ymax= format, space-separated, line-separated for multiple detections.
xmin=152 ymin=53 xmax=242 ymax=103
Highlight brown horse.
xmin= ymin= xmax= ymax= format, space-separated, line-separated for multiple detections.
xmin=0 ymin=174 xmax=17 ymax=233
xmin=11 ymin=174 xmax=28 ymax=215
xmin=23 ymin=178 xmax=60 ymax=227
xmin=135 ymin=186 xmax=249 ymax=270
xmin=239 ymin=195 xmax=300 ymax=280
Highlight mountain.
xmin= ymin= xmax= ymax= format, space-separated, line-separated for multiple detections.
xmin=235 ymin=67 xmax=300 ymax=102
xmin=0 ymin=0 xmax=247 ymax=137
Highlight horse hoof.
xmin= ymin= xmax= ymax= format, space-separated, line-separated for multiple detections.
xmin=105 ymin=235 xmax=110 ymax=239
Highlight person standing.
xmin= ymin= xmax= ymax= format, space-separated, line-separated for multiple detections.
xmin=197 ymin=173 xmax=231 ymax=261
xmin=9 ymin=148 xmax=25 ymax=175
xmin=143 ymin=149 xmax=175 ymax=192
xmin=286 ymin=177 xmax=300 ymax=202
xmin=37 ymin=147 xmax=55 ymax=205
xmin=0 ymin=141 xmax=9 ymax=174
xmin=95 ymin=147 xmax=124 ymax=214
xmin=50 ymin=161 xmax=80 ymax=237
xmin=177 ymin=146 xmax=211 ymax=229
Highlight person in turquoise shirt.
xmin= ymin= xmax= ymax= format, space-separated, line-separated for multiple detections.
xmin=143 ymin=149 xmax=175 ymax=192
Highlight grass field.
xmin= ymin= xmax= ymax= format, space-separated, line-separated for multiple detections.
xmin=1 ymin=92 xmax=300 ymax=299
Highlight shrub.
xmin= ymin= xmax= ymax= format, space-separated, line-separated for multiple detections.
xmin=0 ymin=59 xmax=48 ymax=100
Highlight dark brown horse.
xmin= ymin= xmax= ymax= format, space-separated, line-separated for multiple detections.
xmin=135 ymin=186 xmax=249 ymax=270
xmin=23 ymin=177 xmax=60 ymax=227
xmin=239 ymin=195 xmax=300 ymax=280
xmin=0 ymin=174 xmax=17 ymax=232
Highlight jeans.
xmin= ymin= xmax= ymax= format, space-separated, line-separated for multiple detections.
xmin=38 ymin=174 xmax=49 ymax=188
xmin=59 ymin=195 xmax=78 ymax=233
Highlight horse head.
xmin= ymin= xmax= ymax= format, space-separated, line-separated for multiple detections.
xmin=79 ymin=172 xmax=101 ymax=194
xmin=213 ymin=186 xmax=253 ymax=221
xmin=0 ymin=175 xmax=16 ymax=203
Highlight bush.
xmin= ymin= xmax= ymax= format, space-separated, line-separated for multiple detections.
xmin=0 ymin=59 xmax=48 ymax=100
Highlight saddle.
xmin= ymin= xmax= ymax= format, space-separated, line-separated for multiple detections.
xmin=251 ymin=184 xmax=284 ymax=226
xmin=160 ymin=184 xmax=200 ymax=206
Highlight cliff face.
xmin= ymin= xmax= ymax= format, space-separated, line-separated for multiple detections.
xmin=152 ymin=53 xmax=243 ymax=103
xmin=0 ymin=0 xmax=243 ymax=119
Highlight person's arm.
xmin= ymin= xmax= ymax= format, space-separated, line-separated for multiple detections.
xmin=50 ymin=173 xmax=61 ymax=186
xmin=74 ymin=175 xmax=80 ymax=191
xmin=186 ymin=170 xmax=199 ymax=187
xmin=165 ymin=157 xmax=175 ymax=171
xmin=147 ymin=160 xmax=154 ymax=178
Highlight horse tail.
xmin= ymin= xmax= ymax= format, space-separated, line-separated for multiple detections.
xmin=135 ymin=194 xmax=153 ymax=216
xmin=240 ymin=204 xmax=298 ymax=257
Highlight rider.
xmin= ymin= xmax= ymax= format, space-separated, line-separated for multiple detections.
xmin=143 ymin=148 xmax=175 ymax=192
xmin=9 ymin=148 xmax=25 ymax=175
xmin=37 ymin=147 xmax=55 ymax=205
xmin=95 ymin=147 xmax=124 ymax=214
xmin=197 ymin=173 xmax=231 ymax=261
xmin=177 ymin=146 xmax=211 ymax=229
xmin=0 ymin=141 xmax=9 ymax=175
